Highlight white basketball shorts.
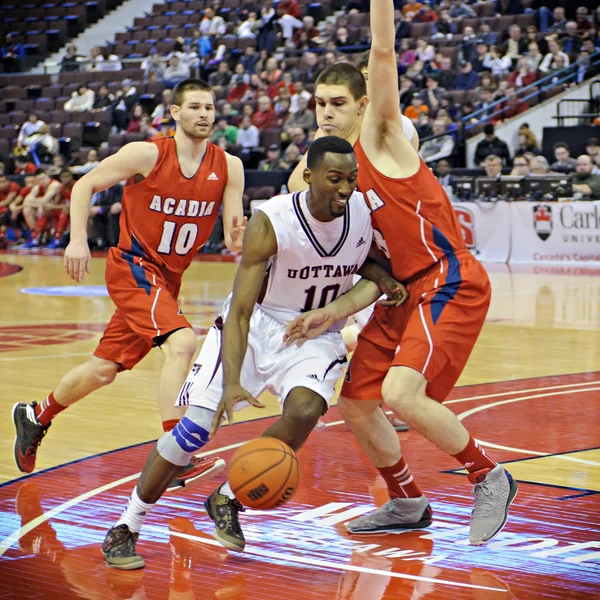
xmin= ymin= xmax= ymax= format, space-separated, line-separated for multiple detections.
xmin=176 ymin=305 xmax=348 ymax=413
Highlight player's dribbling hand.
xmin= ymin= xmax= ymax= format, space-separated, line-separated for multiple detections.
xmin=377 ymin=275 xmax=409 ymax=307
xmin=64 ymin=238 xmax=91 ymax=283
xmin=284 ymin=309 xmax=335 ymax=347
xmin=210 ymin=384 xmax=265 ymax=438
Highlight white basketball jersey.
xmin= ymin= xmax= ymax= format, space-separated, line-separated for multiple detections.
xmin=251 ymin=190 xmax=372 ymax=331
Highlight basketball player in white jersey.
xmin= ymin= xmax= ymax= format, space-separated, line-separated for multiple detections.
xmin=101 ymin=136 xmax=409 ymax=569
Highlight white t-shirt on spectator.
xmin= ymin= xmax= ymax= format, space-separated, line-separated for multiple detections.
xmin=237 ymin=125 xmax=260 ymax=149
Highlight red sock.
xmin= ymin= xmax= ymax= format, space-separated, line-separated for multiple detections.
xmin=162 ymin=419 xmax=179 ymax=433
xmin=452 ymin=436 xmax=497 ymax=478
xmin=55 ymin=213 xmax=69 ymax=239
xmin=35 ymin=392 xmax=66 ymax=426
xmin=33 ymin=215 xmax=48 ymax=241
xmin=378 ymin=457 xmax=423 ymax=499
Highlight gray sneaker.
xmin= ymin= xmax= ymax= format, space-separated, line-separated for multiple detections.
xmin=346 ymin=496 xmax=432 ymax=534
xmin=469 ymin=465 xmax=518 ymax=546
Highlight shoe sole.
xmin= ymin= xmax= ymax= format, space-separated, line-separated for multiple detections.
xmin=104 ymin=556 xmax=145 ymax=570
xmin=470 ymin=477 xmax=519 ymax=546
xmin=393 ymin=425 xmax=410 ymax=432
xmin=203 ymin=497 xmax=245 ymax=553
xmin=12 ymin=403 xmax=32 ymax=475
xmin=346 ymin=515 xmax=433 ymax=535
xmin=165 ymin=458 xmax=226 ymax=494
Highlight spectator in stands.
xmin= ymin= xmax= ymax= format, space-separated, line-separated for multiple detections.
xmin=47 ymin=154 xmax=66 ymax=177
xmin=526 ymin=26 xmax=548 ymax=55
xmin=96 ymin=49 xmax=122 ymax=72
xmin=549 ymin=7 xmax=567 ymax=33
xmin=402 ymin=0 xmax=423 ymax=16
xmin=289 ymin=127 xmax=309 ymax=154
xmin=495 ymin=0 xmax=525 ymax=16
xmin=64 ymin=85 xmax=95 ymax=113
xmin=571 ymin=155 xmax=600 ymax=199
xmin=484 ymin=155 xmax=503 ymax=178
xmin=415 ymin=38 xmax=435 ymax=63
xmin=143 ymin=53 xmax=165 ymax=82
xmin=436 ymin=56 xmax=457 ymax=89
xmin=252 ymin=95 xmax=278 ymax=129
xmin=416 ymin=113 xmax=433 ymax=138
xmin=420 ymin=119 xmax=455 ymax=165
xmin=93 ymin=84 xmax=115 ymax=111
xmin=515 ymin=127 xmax=541 ymax=156
xmin=294 ymin=16 xmax=318 ymax=46
xmin=192 ymin=29 xmax=212 ymax=58
xmin=257 ymin=1 xmax=277 ymax=51
xmin=419 ymin=76 xmax=445 ymax=112
xmin=240 ymin=45 xmax=259 ymax=74
xmin=90 ymin=182 xmax=122 ymax=249
xmin=478 ymin=23 xmax=497 ymax=47
xmin=561 ymin=22 xmax=583 ymax=58
xmin=261 ymin=57 xmax=282 ymax=84
xmin=236 ymin=115 xmax=260 ymax=150
xmin=283 ymin=96 xmax=316 ymax=136
xmin=113 ymin=79 xmax=138 ymax=132
xmin=150 ymin=89 xmax=173 ymax=127
xmin=394 ymin=10 xmax=411 ymax=41
xmin=485 ymin=46 xmax=513 ymax=77
xmin=586 ymin=138 xmax=599 ymax=166
xmin=290 ymin=81 xmax=312 ymax=113
xmin=237 ymin=0 xmax=261 ymax=21
xmin=299 ymin=52 xmax=322 ymax=83
xmin=258 ymin=145 xmax=283 ymax=170
xmin=200 ymin=7 xmax=227 ymax=36
xmin=449 ymin=0 xmax=476 ymax=20
xmin=278 ymin=0 xmax=302 ymax=19
xmin=504 ymin=25 xmax=528 ymax=61
xmin=405 ymin=93 xmax=429 ymax=122
xmin=436 ymin=159 xmax=453 ymax=188
xmin=575 ymin=7 xmax=592 ymax=32
xmin=126 ymin=104 xmax=145 ymax=134
xmin=61 ymin=44 xmax=80 ymax=73
xmin=212 ymin=118 xmax=239 ymax=145
xmin=539 ymin=39 xmax=570 ymax=73
xmin=163 ymin=55 xmax=191 ymax=88
xmin=508 ymin=58 xmax=537 ymax=88
xmin=501 ymin=86 xmax=529 ymax=119
xmin=71 ymin=149 xmax=99 ymax=175
xmin=334 ymin=27 xmax=355 ymax=48
xmin=1 ymin=33 xmax=25 ymax=73
xmin=14 ymin=156 xmax=36 ymax=175
xmin=475 ymin=124 xmax=511 ymax=166
xmin=461 ymin=26 xmax=478 ymax=63
xmin=530 ymin=155 xmax=553 ymax=175
xmin=453 ymin=60 xmax=479 ymax=90
xmin=551 ymin=142 xmax=578 ymax=174
xmin=526 ymin=43 xmax=544 ymax=72
xmin=238 ymin=12 xmax=260 ymax=38
xmin=277 ymin=5 xmax=304 ymax=46
xmin=280 ymin=143 xmax=301 ymax=170
xmin=573 ymin=50 xmax=600 ymax=84
xmin=414 ymin=4 xmax=439 ymax=24
xmin=472 ymin=41 xmax=492 ymax=73
xmin=15 ymin=113 xmax=58 ymax=159
xmin=511 ymin=155 xmax=531 ymax=177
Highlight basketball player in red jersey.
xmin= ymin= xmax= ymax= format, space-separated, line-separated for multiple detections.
xmin=12 ymin=79 xmax=245 ymax=492
xmin=40 ymin=169 xmax=75 ymax=250
xmin=0 ymin=174 xmax=21 ymax=247
xmin=285 ymin=0 xmax=517 ymax=546
xmin=20 ymin=168 xmax=62 ymax=249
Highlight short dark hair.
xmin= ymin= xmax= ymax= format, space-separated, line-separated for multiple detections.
xmin=355 ymin=50 xmax=370 ymax=72
xmin=553 ymin=142 xmax=569 ymax=152
xmin=35 ymin=168 xmax=48 ymax=176
xmin=306 ymin=136 xmax=355 ymax=170
xmin=172 ymin=79 xmax=213 ymax=106
xmin=316 ymin=63 xmax=366 ymax=101
xmin=60 ymin=169 xmax=73 ymax=176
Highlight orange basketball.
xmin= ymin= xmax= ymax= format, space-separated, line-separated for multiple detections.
xmin=228 ymin=437 xmax=300 ymax=510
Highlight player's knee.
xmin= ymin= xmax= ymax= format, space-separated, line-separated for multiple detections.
xmin=283 ymin=392 xmax=324 ymax=431
xmin=157 ymin=407 xmax=213 ymax=466
xmin=88 ymin=358 xmax=118 ymax=387
xmin=162 ymin=328 xmax=197 ymax=363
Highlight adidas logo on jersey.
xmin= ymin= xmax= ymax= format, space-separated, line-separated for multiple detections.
xmin=306 ymin=374 xmax=320 ymax=381
xmin=356 ymin=237 xmax=366 ymax=248
xmin=208 ymin=172 xmax=219 ymax=181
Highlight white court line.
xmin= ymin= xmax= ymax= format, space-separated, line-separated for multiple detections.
xmin=457 ymin=387 xmax=600 ymax=467
xmin=162 ymin=528 xmax=506 ymax=593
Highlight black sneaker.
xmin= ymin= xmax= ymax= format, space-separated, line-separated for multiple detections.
xmin=12 ymin=402 xmax=51 ymax=474
xmin=204 ymin=484 xmax=246 ymax=552
xmin=102 ymin=524 xmax=145 ymax=570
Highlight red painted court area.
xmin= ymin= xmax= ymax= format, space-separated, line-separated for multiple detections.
xmin=0 ymin=374 xmax=599 ymax=600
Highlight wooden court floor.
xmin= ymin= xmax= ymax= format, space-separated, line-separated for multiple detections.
xmin=0 ymin=251 xmax=599 ymax=599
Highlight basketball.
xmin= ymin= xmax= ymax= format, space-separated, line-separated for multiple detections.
xmin=228 ymin=437 xmax=300 ymax=510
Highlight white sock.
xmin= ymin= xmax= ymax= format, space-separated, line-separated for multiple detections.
xmin=220 ymin=482 xmax=236 ymax=500
xmin=115 ymin=487 xmax=155 ymax=533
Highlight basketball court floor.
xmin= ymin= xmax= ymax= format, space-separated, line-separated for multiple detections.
xmin=0 ymin=251 xmax=599 ymax=599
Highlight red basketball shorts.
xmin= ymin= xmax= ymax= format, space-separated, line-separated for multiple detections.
xmin=342 ymin=251 xmax=491 ymax=403
xmin=94 ymin=248 xmax=191 ymax=371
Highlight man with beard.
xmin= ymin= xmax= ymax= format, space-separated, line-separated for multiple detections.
xmin=12 ymin=80 xmax=246 ymax=493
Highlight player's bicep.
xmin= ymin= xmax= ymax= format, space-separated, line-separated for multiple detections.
xmin=229 ymin=212 xmax=277 ymax=319
xmin=78 ymin=142 xmax=158 ymax=195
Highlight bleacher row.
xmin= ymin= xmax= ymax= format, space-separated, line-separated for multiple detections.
xmin=0 ymin=0 xmax=126 ymax=68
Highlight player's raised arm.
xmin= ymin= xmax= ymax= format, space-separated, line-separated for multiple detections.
xmin=222 ymin=153 xmax=247 ymax=252
xmin=64 ymin=141 xmax=158 ymax=282
xmin=210 ymin=211 xmax=276 ymax=434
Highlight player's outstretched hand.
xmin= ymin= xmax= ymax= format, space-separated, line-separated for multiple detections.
xmin=64 ymin=238 xmax=91 ymax=283
xmin=228 ymin=215 xmax=248 ymax=253
xmin=210 ymin=383 xmax=265 ymax=438
xmin=377 ymin=274 xmax=409 ymax=307
xmin=284 ymin=308 xmax=335 ymax=347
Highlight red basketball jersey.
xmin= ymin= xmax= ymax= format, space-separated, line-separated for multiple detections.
xmin=0 ymin=181 xmax=21 ymax=202
xmin=61 ymin=181 xmax=75 ymax=202
xmin=354 ymin=140 xmax=466 ymax=281
xmin=118 ymin=137 xmax=228 ymax=276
